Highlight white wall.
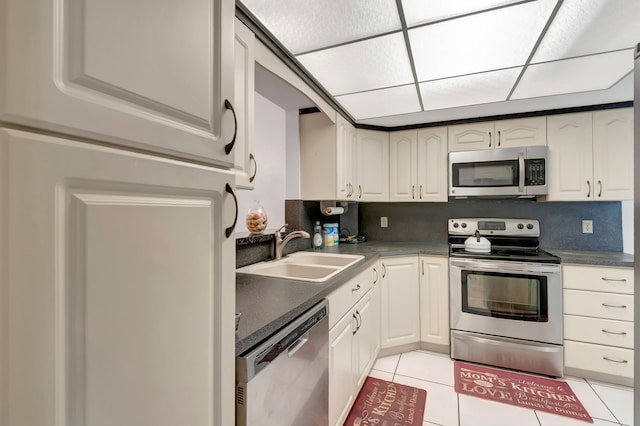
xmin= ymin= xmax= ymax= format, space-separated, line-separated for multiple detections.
xmin=236 ymin=93 xmax=287 ymax=235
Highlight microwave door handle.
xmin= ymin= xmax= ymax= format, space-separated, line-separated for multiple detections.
xmin=518 ymin=152 xmax=525 ymax=192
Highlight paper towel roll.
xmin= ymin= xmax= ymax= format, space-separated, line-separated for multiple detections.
xmin=323 ymin=206 xmax=344 ymax=216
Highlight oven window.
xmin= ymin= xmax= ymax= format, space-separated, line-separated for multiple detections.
xmin=452 ymin=160 xmax=518 ymax=187
xmin=461 ymin=271 xmax=548 ymax=322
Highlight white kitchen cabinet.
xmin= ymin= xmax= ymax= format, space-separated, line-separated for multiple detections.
xmin=380 ymin=256 xmax=420 ymax=349
xmin=563 ymin=264 xmax=634 ymax=386
xmin=389 ymin=127 xmax=448 ymax=202
xmin=300 ymin=113 xmax=357 ymax=201
xmin=419 ymin=256 xmax=450 ymax=350
xmin=546 ymin=109 xmax=633 ymax=201
xmin=0 ymin=0 xmax=237 ymax=166
xmin=0 ymin=128 xmax=237 ymax=425
xmin=448 ymin=116 xmax=546 ymax=152
xmin=234 ymin=19 xmax=257 ymax=189
xmin=355 ymin=129 xmax=389 ymax=202
xmin=327 ymin=265 xmax=380 ymax=426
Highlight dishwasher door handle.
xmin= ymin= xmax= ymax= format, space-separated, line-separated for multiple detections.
xmin=287 ymin=332 xmax=310 ymax=357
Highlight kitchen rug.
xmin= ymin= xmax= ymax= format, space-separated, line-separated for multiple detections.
xmin=344 ymin=376 xmax=427 ymax=426
xmin=454 ymin=361 xmax=593 ymax=423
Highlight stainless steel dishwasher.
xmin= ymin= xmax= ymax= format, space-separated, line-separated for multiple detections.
xmin=236 ymin=300 xmax=329 ymax=426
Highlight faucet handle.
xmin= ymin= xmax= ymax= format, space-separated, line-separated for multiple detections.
xmin=275 ymin=224 xmax=288 ymax=235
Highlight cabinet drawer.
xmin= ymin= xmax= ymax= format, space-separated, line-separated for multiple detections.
xmin=564 ymin=340 xmax=634 ymax=379
xmin=564 ymin=315 xmax=634 ymax=349
xmin=327 ymin=268 xmax=372 ymax=329
xmin=563 ymin=264 xmax=633 ymax=294
xmin=563 ymin=289 xmax=634 ymax=321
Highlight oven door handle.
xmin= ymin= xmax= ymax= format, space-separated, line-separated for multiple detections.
xmin=518 ymin=152 xmax=525 ymax=192
xmin=450 ymin=260 xmax=560 ymax=274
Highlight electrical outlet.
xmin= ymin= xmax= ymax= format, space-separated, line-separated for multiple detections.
xmin=380 ymin=217 xmax=388 ymax=228
xmin=582 ymin=220 xmax=593 ymax=234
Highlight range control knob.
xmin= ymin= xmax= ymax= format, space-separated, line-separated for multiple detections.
xmin=453 ymin=223 xmax=459 ymax=228
xmin=527 ymin=223 xmax=534 ymax=230
xmin=461 ymin=223 xmax=467 ymax=228
xmin=517 ymin=223 xmax=524 ymax=229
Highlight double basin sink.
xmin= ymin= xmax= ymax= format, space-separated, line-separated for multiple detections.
xmin=236 ymin=252 xmax=364 ymax=283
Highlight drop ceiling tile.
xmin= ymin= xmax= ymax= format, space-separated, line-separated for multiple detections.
xmin=512 ymin=50 xmax=633 ymax=100
xmin=335 ymin=85 xmax=421 ymax=120
xmin=533 ymin=0 xmax=640 ymax=63
xmin=239 ymin=0 xmax=401 ymax=54
xmin=408 ymin=0 xmax=557 ymax=81
xmin=419 ymin=68 xmax=521 ymax=110
xmin=401 ymin=0 xmax=524 ymax=27
xmin=296 ymin=32 xmax=414 ymax=96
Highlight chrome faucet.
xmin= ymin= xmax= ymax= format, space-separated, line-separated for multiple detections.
xmin=274 ymin=224 xmax=310 ymax=260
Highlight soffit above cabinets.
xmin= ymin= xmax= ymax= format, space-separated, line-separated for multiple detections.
xmin=239 ymin=0 xmax=639 ymax=127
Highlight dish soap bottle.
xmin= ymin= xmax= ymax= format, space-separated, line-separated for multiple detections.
xmin=312 ymin=221 xmax=323 ymax=250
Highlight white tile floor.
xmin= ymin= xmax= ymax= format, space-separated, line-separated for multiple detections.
xmin=369 ymin=350 xmax=634 ymax=426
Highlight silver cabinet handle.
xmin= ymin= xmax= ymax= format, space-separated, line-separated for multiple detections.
xmin=602 ymin=356 xmax=628 ymax=364
xmin=412 ymin=185 xmax=415 ymax=199
xmin=419 ymin=185 xmax=423 ymax=199
xmin=352 ymin=283 xmax=361 ymax=292
xmin=602 ymin=303 xmax=627 ymax=309
xmin=225 ymin=183 xmax=238 ymax=238
xmin=382 ymin=263 xmax=386 ymax=278
xmin=497 ymin=130 xmax=501 ymax=147
xmin=586 ymin=180 xmax=591 ymax=198
xmin=601 ymin=277 xmax=627 ymax=283
xmin=602 ymin=329 xmax=627 ymax=336
xmin=421 ymin=259 xmax=424 ymax=275
xmin=488 ymin=131 xmax=492 ymax=148
xmin=373 ymin=267 xmax=379 ymax=284
xmin=358 ymin=185 xmax=362 ymax=199
xmin=352 ymin=313 xmax=358 ymax=335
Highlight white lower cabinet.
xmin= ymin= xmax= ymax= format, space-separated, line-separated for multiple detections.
xmin=419 ymin=256 xmax=450 ymax=350
xmin=380 ymin=256 xmax=420 ymax=349
xmin=563 ymin=264 xmax=634 ymax=386
xmin=327 ymin=265 xmax=380 ymax=426
xmin=1 ymin=128 xmax=237 ymax=425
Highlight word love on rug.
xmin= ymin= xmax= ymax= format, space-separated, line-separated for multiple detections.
xmin=454 ymin=361 xmax=593 ymax=423
xmin=344 ymin=377 xmax=427 ymax=426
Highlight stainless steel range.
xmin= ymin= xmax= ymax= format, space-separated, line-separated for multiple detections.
xmin=448 ymin=218 xmax=563 ymax=377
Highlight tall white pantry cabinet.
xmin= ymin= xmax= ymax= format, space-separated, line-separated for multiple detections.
xmin=1 ymin=0 xmax=238 ymax=425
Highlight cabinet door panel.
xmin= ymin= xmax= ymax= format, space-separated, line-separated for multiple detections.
xmin=419 ymin=256 xmax=449 ymax=347
xmin=563 ymin=290 xmax=634 ymax=322
xmin=448 ymin=122 xmax=493 ymax=151
xmin=2 ymin=0 xmax=235 ymax=164
xmin=563 ymin=264 xmax=634 ymax=294
xmin=2 ymin=128 xmax=236 ymax=426
xmin=356 ymin=130 xmax=389 ymax=202
xmin=546 ymin=113 xmax=593 ymax=200
xmin=417 ymin=126 xmax=448 ymax=202
xmin=380 ymin=257 xmax=420 ymax=348
xmin=389 ymin=130 xmax=417 ymax=201
xmin=593 ymin=108 xmax=633 ymax=200
xmin=564 ymin=315 xmax=634 ymax=349
xmin=329 ymin=312 xmax=356 ymax=426
xmin=565 ymin=340 xmax=634 ymax=379
xmin=494 ymin=116 xmax=547 ymax=148
xmin=234 ymin=19 xmax=256 ymax=189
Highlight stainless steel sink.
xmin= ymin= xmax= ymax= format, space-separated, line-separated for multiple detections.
xmin=236 ymin=252 xmax=364 ymax=282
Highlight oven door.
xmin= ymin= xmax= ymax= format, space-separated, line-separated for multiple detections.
xmin=450 ymin=258 xmax=562 ymax=344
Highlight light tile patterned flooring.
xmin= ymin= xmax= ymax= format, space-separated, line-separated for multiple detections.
xmin=370 ymin=350 xmax=634 ymax=426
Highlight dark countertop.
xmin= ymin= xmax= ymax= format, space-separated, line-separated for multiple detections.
xmin=546 ymin=249 xmax=634 ymax=268
xmin=235 ymin=241 xmax=633 ymax=356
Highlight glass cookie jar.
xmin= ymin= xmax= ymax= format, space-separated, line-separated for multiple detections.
xmin=245 ymin=201 xmax=267 ymax=235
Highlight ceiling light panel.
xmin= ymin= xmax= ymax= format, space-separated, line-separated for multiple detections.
xmin=296 ymin=32 xmax=414 ymax=96
xmin=419 ymin=68 xmax=522 ymax=111
xmin=239 ymin=0 xmax=401 ymax=54
xmin=401 ymin=0 xmax=525 ymax=27
xmin=335 ymin=85 xmax=422 ymax=120
xmin=533 ymin=0 xmax=640 ymax=63
xmin=512 ymin=50 xmax=633 ymax=100
xmin=409 ymin=0 xmax=557 ymax=81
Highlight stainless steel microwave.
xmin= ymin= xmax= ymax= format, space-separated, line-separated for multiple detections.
xmin=449 ymin=146 xmax=548 ymax=198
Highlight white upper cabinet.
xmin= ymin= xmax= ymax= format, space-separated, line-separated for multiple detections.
xmin=546 ymin=109 xmax=633 ymax=201
xmin=0 ymin=0 xmax=236 ymax=166
xmin=234 ymin=19 xmax=257 ymax=189
xmin=355 ymin=129 xmax=389 ymax=202
xmin=337 ymin=116 xmax=358 ymax=200
xmin=448 ymin=117 xmax=546 ymax=151
xmin=390 ymin=127 xmax=447 ymax=202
